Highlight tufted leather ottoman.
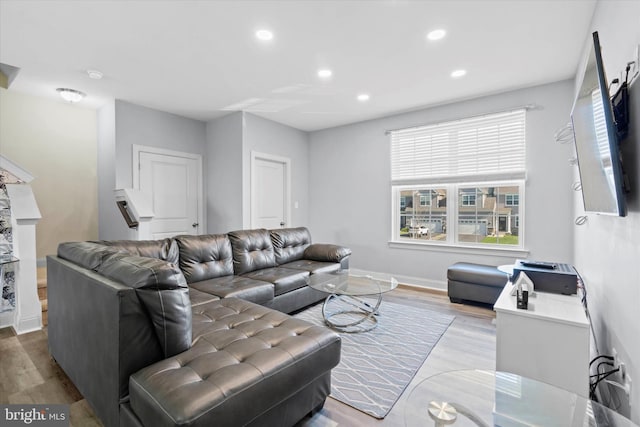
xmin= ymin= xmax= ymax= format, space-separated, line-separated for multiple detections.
xmin=128 ymin=298 xmax=341 ymax=427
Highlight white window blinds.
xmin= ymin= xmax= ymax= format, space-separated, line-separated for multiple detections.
xmin=391 ymin=109 xmax=526 ymax=184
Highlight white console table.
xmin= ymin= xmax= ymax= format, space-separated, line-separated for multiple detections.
xmin=494 ymin=283 xmax=590 ymax=397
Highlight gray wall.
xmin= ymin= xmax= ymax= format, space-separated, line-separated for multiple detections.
xmin=114 ymin=100 xmax=207 ymax=189
xmin=573 ymin=1 xmax=640 ymax=420
xmin=309 ymin=80 xmax=575 ymax=287
xmin=206 ymin=112 xmax=244 ymax=233
xmin=243 ymin=113 xmax=310 ymax=229
xmin=98 ymin=100 xmax=207 ymax=239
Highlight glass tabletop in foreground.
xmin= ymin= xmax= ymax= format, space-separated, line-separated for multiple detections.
xmin=307 ymin=270 xmax=398 ymax=296
xmin=405 ymin=370 xmax=637 ymax=427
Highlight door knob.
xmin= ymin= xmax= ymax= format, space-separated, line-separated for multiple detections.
xmin=192 ymin=222 xmax=199 ymax=228
xmin=280 ymin=221 xmax=285 ymax=227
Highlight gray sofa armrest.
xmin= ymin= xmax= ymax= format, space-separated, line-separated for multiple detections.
xmin=303 ymin=244 xmax=352 ymax=263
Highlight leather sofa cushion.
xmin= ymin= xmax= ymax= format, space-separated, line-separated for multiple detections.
xmin=242 ymin=267 xmax=310 ymax=296
xmin=99 ymin=238 xmax=179 ymax=264
xmin=57 ymin=241 xmax=122 ymax=270
xmin=303 ymin=243 xmax=352 ymax=263
xmin=97 ymin=253 xmax=192 ymax=358
xmin=129 ymin=298 xmax=341 ymax=427
xmin=175 ymin=234 xmax=234 ymax=283
xmin=96 ymin=253 xmax=186 ymax=290
xmin=279 ymin=259 xmax=342 ymax=274
xmin=228 ymin=229 xmax=277 ymax=275
xmin=270 ymin=227 xmax=312 ymax=265
xmin=189 ymin=288 xmax=220 ymax=307
xmin=190 ymin=276 xmax=274 ymax=306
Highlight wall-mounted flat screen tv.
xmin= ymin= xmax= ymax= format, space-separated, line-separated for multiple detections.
xmin=571 ymin=31 xmax=627 ymax=216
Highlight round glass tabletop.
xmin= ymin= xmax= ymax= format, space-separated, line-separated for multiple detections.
xmin=405 ymin=370 xmax=637 ymax=427
xmin=307 ymin=270 xmax=398 ymax=296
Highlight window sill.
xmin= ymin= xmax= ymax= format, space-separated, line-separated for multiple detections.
xmin=388 ymin=240 xmax=530 ymax=258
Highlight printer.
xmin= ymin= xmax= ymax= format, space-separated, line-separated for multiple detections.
xmin=512 ymin=260 xmax=578 ymax=295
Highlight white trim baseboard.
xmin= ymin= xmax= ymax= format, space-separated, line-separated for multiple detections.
xmin=348 ymin=268 xmax=447 ymax=292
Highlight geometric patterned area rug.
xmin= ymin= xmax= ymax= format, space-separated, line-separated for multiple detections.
xmin=294 ymin=299 xmax=454 ymax=419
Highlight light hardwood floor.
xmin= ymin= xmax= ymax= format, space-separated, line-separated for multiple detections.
xmin=0 ymin=287 xmax=496 ymax=427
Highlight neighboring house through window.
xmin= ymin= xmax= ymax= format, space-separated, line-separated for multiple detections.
xmin=461 ymin=194 xmax=476 ymax=206
xmin=505 ymin=194 xmax=519 ymax=206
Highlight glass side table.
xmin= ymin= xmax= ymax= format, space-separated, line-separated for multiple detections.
xmin=405 ymin=370 xmax=637 ymax=427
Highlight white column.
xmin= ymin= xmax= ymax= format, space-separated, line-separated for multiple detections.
xmin=6 ymin=184 xmax=42 ymax=334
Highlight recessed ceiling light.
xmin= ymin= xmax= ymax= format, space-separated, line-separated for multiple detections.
xmin=357 ymin=94 xmax=370 ymax=102
xmin=451 ymin=69 xmax=467 ymax=78
xmin=56 ymin=88 xmax=86 ymax=103
xmin=427 ymin=29 xmax=446 ymax=41
xmin=87 ymin=69 xmax=103 ymax=80
xmin=256 ymin=30 xmax=274 ymax=41
xmin=317 ymin=69 xmax=333 ymax=79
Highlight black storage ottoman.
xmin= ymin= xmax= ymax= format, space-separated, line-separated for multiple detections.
xmin=447 ymin=262 xmax=508 ymax=306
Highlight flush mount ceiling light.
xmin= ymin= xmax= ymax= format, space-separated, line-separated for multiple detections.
xmin=317 ymin=69 xmax=332 ymax=79
xmin=357 ymin=93 xmax=370 ymax=102
xmin=255 ymin=30 xmax=274 ymax=41
xmin=451 ymin=69 xmax=467 ymax=78
xmin=427 ymin=29 xmax=446 ymax=41
xmin=56 ymin=88 xmax=86 ymax=103
xmin=87 ymin=69 xmax=103 ymax=80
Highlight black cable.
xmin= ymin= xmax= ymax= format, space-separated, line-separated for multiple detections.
xmin=589 ymin=355 xmax=613 ymax=367
xmin=576 ymin=269 xmax=601 ymax=356
xmin=590 ymin=368 xmax=620 ymax=399
xmin=596 ymin=360 xmax=614 ymax=375
xmin=590 ymin=365 xmax=616 ymax=378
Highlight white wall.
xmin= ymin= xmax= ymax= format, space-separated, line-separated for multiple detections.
xmin=574 ymin=1 xmax=640 ymax=420
xmin=243 ymin=113 xmax=310 ymax=229
xmin=97 ymin=100 xmax=207 ymax=239
xmin=309 ymin=80 xmax=575 ymax=287
xmin=0 ymin=88 xmax=98 ymax=258
xmin=206 ymin=112 xmax=244 ymax=233
xmin=97 ymin=102 xmax=125 ymax=240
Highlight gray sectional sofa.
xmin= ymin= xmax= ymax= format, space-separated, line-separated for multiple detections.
xmin=47 ymin=227 xmax=351 ymax=427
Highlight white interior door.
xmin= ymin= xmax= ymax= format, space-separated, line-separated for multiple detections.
xmin=136 ymin=147 xmax=202 ymax=239
xmin=251 ymin=153 xmax=290 ymax=229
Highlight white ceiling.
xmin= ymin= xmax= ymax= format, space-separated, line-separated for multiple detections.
xmin=0 ymin=0 xmax=597 ymax=132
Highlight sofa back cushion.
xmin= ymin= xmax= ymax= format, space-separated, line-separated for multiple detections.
xmin=175 ymin=234 xmax=234 ymax=283
xmin=270 ymin=227 xmax=312 ymax=265
xmin=96 ymin=253 xmax=192 ymax=358
xmin=98 ymin=238 xmax=179 ymax=264
xmin=228 ymin=229 xmax=277 ymax=275
xmin=58 ymin=241 xmax=123 ymax=270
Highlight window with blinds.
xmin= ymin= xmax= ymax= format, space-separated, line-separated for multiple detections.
xmin=391 ymin=109 xmax=526 ymax=184
xmin=391 ymin=109 xmax=527 ymax=249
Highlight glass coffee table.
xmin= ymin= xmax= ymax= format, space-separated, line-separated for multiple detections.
xmin=405 ymin=370 xmax=637 ymax=427
xmin=307 ymin=270 xmax=398 ymax=333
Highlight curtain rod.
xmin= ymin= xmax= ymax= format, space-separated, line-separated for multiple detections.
xmin=384 ymin=103 xmax=540 ymax=135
